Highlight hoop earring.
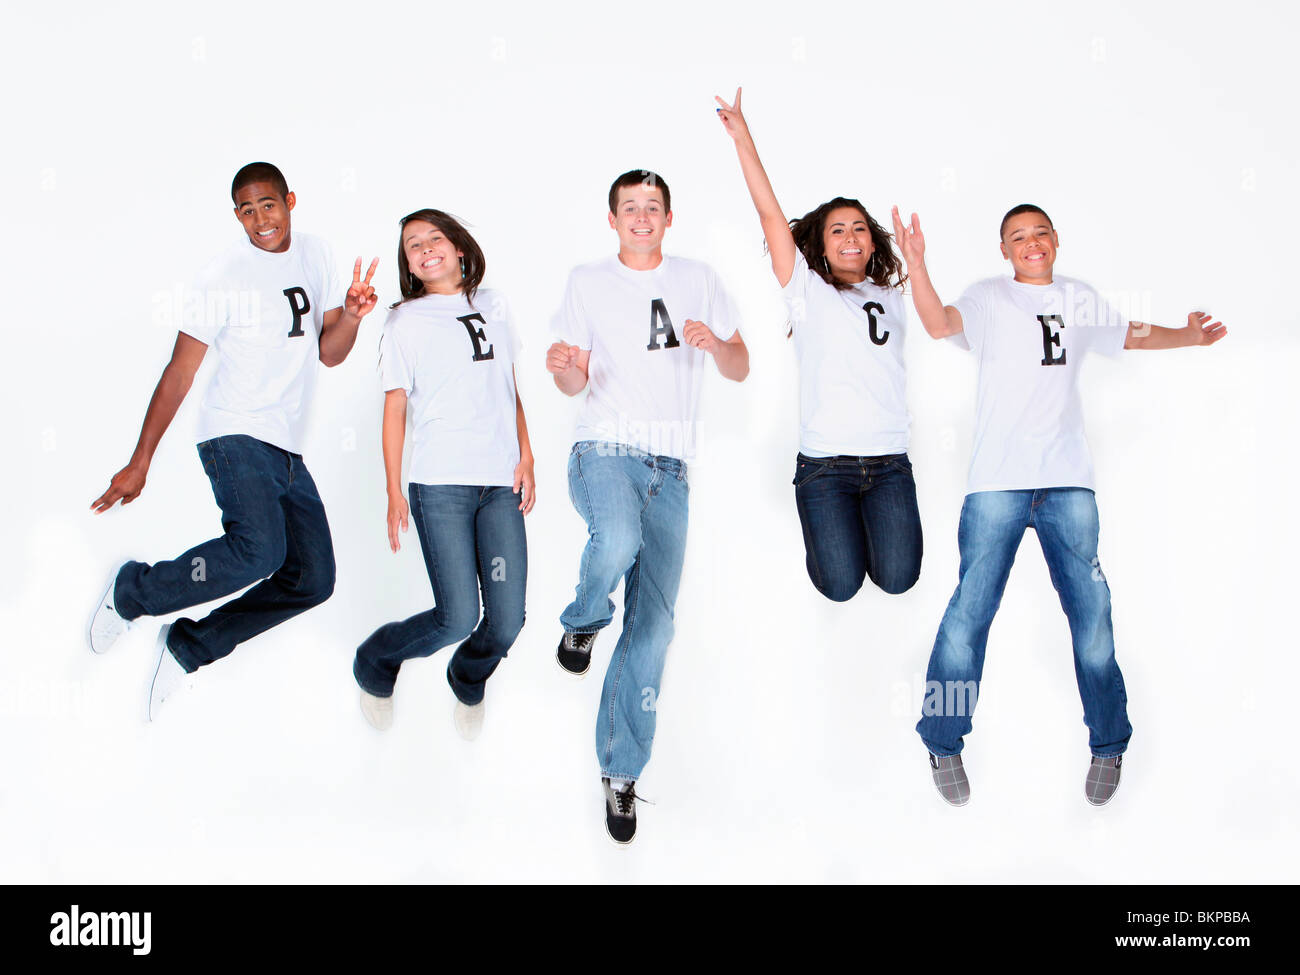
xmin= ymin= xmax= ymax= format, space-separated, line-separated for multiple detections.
xmin=459 ymin=257 xmax=466 ymax=278
xmin=822 ymin=256 xmax=830 ymax=274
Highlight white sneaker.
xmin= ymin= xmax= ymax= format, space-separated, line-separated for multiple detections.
xmin=360 ymin=689 xmax=393 ymax=731
xmin=453 ymin=699 xmax=484 ymax=741
xmin=147 ymin=624 xmax=192 ymax=721
xmin=89 ymin=568 xmax=130 ymax=655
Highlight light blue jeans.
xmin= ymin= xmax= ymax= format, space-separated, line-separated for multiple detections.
xmin=916 ymin=488 xmax=1132 ymax=758
xmin=562 ymin=441 xmax=689 ymax=782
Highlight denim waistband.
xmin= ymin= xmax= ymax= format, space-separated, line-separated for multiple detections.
xmin=797 ymin=451 xmax=906 ymax=466
xmin=574 ymin=440 xmax=688 ymax=479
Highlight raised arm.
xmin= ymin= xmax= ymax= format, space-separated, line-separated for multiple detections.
xmin=90 ymin=331 xmax=208 ymax=512
xmin=319 ymin=257 xmax=380 ymax=367
xmin=1125 ymin=311 xmax=1226 ymax=350
xmin=715 ymin=87 xmax=798 ymax=287
xmin=891 ymin=207 xmax=964 ymax=340
xmin=382 ymin=388 xmax=409 ymax=552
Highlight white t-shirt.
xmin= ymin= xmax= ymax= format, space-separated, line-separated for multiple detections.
xmin=551 ymin=254 xmax=740 ymax=461
xmin=951 ymin=275 xmax=1129 ymax=493
xmin=379 ymin=288 xmax=521 ymax=487
xmin=181 ymin=232 xmax=345 ymax=454
xmin=782 ymin=250 xmax=909 ymax=457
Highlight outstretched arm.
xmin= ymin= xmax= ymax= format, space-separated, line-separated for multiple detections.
xmin=891 ymin=207 xmax=964 ymax=340
xmin=90 ymin=331 xmax=208 ymax=512
xmin=320 ymin=257 xmax=380 ymax=367
xmin=1125 ymin=311 xmax=1226 ymax=350
xmin=715 ymin=87 xmax=798 ymax=287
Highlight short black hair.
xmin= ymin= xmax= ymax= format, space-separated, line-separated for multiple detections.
xmin=231 ymin=162 xmax=289 ymax=204
xmin=608 ymin=169 xmax=670 ymax=215
xmin=999 ymin=203 xmax=1053 ymax=239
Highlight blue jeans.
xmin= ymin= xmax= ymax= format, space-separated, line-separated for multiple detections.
xmin=353 ymin=483 xmax=527 ymax=704
xmin=114 ymin=434 xmax=336 ymax=672
xmin=916 ymin=488 xmax=1132 ymax=757
xmin=793 ymin=452 xmax=923 ymax=599
xmin=561 ymin=441 xmax=689 ymax=782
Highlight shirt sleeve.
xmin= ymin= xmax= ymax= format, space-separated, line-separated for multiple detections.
xmin=177 ymin=257 xmax=228 ymax=347
xmin=949 ymin=280 xmax=992 ymax=354
xmin=780 ymin=249 xmax=812 ymax=336
xmin=1079 ymin=284 xmax=1129 ymax=359
xmin=378 ymin=315 xmax=413 ymax=394
xmin=484 ymin=290 xmax=522 ymax=359
xmin=550 ymin=270 xmax=592 ymax=350
xmin=706 ymin=266 xmax=741 ymax=343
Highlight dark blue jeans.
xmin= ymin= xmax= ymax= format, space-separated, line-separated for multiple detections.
xmin=792 ymin=452 xmax=923 ymax=600
xmin=114 ymin=434 xmax=336 ymax=672
xmin=353 ymin=483 xmax=527 ymax=704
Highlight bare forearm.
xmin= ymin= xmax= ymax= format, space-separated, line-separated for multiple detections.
xmin=515 ymin=393 xmax=534 ymax=463
xmin=320 ymin=309 xmax=363 ymax=367
xmin=381 ymin=404 xmax=406 ymax=497
xmin=129 ymin=366 xmax=194 ymax=469
xmin=553 ymin=367 xmax=588 ymax=396
xmin=1126 ymin=322 xmax=1193 ymax=350
xmin=908 ymin=261 xmax=961 ymax=339
xmin=713 ymin=339 xmax=750 ymax=382
xmin=730 ymin=133 xmax=795 ymax=281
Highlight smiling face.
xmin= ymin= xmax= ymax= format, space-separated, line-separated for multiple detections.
xmin=1000 ymin=211 xmax=1058 ymax=283
xmin=234 ymin=181 xmax=295 ymax=253
xmin=608 ymin=182 xmax=672 ymax=258
xmin=821 ymin=206 xmax=874 ymax=283
xmin=402 ymin=220 xmax=464 ymax=294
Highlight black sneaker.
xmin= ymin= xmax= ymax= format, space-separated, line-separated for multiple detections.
xmin=556 ymin=630 xmax=597 ymax=676
xmin=602 ymin=777 xmax=639 ymax=845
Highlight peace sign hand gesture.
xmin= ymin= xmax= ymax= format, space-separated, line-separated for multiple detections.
xmin=714 ymin=87 xmax=752 ymax=144
xmin=346 ymin=257 xmax=380 ymax=320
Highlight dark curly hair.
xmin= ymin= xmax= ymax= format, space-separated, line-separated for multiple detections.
xmin=787 ymin=197 xmax=906 ymax=292
xmin=392 ymin=208 xmax=486 ymax=309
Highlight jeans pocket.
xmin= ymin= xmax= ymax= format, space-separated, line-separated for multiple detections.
xmin=888 ymin=453 xmax=914 ymax=476
xmin=197 ymin=441 xmax=220 ymax=487
xmin=793 ymin=455 xmax=830 ymax=487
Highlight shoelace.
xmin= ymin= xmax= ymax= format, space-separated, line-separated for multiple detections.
xmin=568 ymin=631 xmax=596 ymax=652
xmin=613 ymin=784 xmax=640 ymax=816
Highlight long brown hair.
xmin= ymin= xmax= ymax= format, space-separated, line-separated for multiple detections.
xmin=392 ymin=208 xmax=486 ymax=308
xmin=787 ymin=197 xmax=906 ymax=292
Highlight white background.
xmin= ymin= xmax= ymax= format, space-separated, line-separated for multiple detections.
xmin=2 ymin=0 xmax=1295 ymax=883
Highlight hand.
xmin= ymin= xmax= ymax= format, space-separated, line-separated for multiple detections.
xmin=546 ymin=342 xmax=581 ymax=374
xmin=891 ymin=207 xmax=925 ymax=269
xmin=1185 ymin=310 xmax=1227 ymax=346
xmin=682 ymin=319 xmax=720 ymax=354
xmin=714 ymin=87 xmax=751 ymax=143
xmin=91 ymin=463 xmax=147 ymax=513
xmin=513 ymin=458 xmax=536 ymax=514
xmin=386 ymin=493 xmax=409 ymax=553
xmin=345 ymin=257 xmax=380 ymax=320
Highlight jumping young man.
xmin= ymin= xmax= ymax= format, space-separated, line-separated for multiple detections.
xmin=89 ymin=161 xmax=379 ymax=720
xmin=891 ymin=203 xmax=1225 ymax=806
xmin=546 ymin=170 xmax=749 ymax=843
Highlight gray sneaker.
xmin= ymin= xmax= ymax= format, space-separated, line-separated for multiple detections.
xmin=929 ymin=752 xmax=970 ymax=806
xmin=1085 ymin=755 xmax=1123 ymax=806
xmin=602 ymin=777 xmax=639 ymax=845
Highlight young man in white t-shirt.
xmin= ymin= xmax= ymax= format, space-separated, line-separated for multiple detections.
xmin=546 ymin=170 xmax=749 ymax=844
xmin=891 ymin=203 xmax=1226 ymax=806
xmin=89 ymin=162 xmax=379 ymax=720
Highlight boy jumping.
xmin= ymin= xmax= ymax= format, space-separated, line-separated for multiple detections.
xmin=546 ymin=170 xmax=749 ymax=843
xmin=892 ymin=203 xmax=1225 ymax=806
xmin=89 ymin=161 xmax=378 ymax=720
